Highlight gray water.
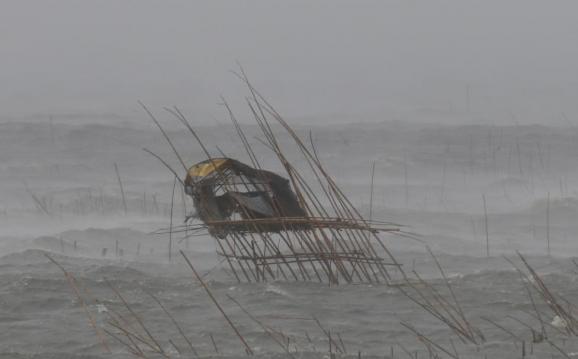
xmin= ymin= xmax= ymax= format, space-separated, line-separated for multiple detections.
xmin=2 ymin=119 xmax=578 ymax=358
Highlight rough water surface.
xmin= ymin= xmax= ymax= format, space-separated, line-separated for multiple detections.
xmin=2 ymin=120 xmax=578 ymax=358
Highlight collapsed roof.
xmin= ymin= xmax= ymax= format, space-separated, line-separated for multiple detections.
xmin=145 ymin=73 xmax=403 ymax=284
xmin=184 ymin=158 xmax=308 ymax=237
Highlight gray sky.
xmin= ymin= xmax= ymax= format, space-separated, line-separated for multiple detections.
xmin=2 ymin=1 xmax=578 ymax=124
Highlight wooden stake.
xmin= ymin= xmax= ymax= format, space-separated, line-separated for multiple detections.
xmin=169 ymin=176 xmax=176 ymax=262
xmin=404 ymin=154 xmax=409 ymax=208
xmin=45 ymin=254 xmax=111 ymax=353
xmin=466 ymin=84 xmax=471 ymax=112
xmin=49 ymin=115 xmax=55 ymax=146
xmin=516 ymin=140 xmax=523 ymax=176
xmin=546 ymin=191 xmax=551 ymax=257
xmin=180 ymin=250 xmax=254 ymax=355
xmin=114 ymin=163 xmax=127 ymax=215
xmin=23 ymin=181 xmax=50 ymax=216
xmin=209 ymin=333 xmax=219 ymax=354
xmin=369 ymin=160 xmax=376 ymax=222
xmin=145 ymin=290 xmax=199 ymax=357
xmin=483 ymin=194 xmax=489 ymax=257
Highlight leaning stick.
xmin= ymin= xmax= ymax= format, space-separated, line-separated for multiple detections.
xmin=145 ymin=290 xmax=199 ymax=358
xmin=105 ymin=279 xmax=168 ymax=357
xmin=44 ymin=254 xmax=111 ymax=353
xmin=548 ymin=339 xmax=572 ymax=359
xmin=312 ymin=316 xmax=344 ymax=354
xmin=209 ymin=333 xmax=219 ymax=354
xmin=504 ymin=256 xmax=547 ymax=336
xmin=142 ymin=148 xmax=184 ymax=186
xmin=427 ymin=246 xmax=477 ymax=341
xmin=103 ymin=328 xmax=144 ymax=357
xmin=400 ymin=322 xmax=459 ymax=359
xmin=483 ymin=194 xmax=489 ymax=257
xmin=369 ymin=160 xmax=376 ymax=222
xmin=168 ymin=176 xmax=176 ymax=262
xmin=114 ymin=163 xmax=128 ymax=215
xmin=180 ymin=250 xmax=254 ymax=355
xmin=546 ymin=191 xmax=551 ymax=256
xmin=139 ymin=101 xmax=188 ymax=173
xmin=227 ymin=294 xmax=294 ymax=358
xmin=24 ymin=181 xmax=51 ymax=216
xmin=516 ymin=252 xmax=577 ymax=335
xmin=480 ymin=316 xmax=523 ymax=344
xmin=106 ymin=319 xmax=155 ymax=355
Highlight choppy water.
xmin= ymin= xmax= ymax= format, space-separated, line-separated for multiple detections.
xmin=3 ymin=121 xmax=578 ymax=358
xmin=2 ymin=227 xmax=578 ymax=359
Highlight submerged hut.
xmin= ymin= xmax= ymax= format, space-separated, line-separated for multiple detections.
xmin=148 ymin=74 xmax=404 ymax=284
xmin=184 ymin=157 xmax=308 ymax=237
xmin=178 ymin=152 xmax=403 ymax=284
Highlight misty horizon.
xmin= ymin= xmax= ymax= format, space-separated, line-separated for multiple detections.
xmin=2 ymin=1 xmax=578 ymax=126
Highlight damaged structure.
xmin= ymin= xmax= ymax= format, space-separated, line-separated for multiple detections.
xmin=184 ymin=157 xmax=308 ymax=237
xmin=150 ymin=75 xmax=404 ymax=285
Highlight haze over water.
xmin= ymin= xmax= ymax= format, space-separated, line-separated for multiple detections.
xmin=3 ymin=2 xmax=578 ymax=358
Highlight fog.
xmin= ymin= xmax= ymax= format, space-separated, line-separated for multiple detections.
xmin=2 ymin=1 xmax=578 ymax=124
xmin=4 ymin=2 xmax=578 ymax=358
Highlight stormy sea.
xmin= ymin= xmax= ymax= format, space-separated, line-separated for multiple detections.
xmin=2 ymin=117 xmax=578 ymax=358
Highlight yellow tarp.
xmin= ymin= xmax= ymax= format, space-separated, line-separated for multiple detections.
xmin=187 ymin=158 xmax=230 ymax=178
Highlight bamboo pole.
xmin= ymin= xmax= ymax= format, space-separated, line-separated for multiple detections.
xmin=483 ymin=194 xmax=489 ymax=257
xmin=404 ymin=153 xmax=409 ymax=208
xmin=180 ymin=250 xmax=254 ymax=355
xmin=145 ymin=290 xmax=199 ymax=357
xmin=114 ymin=163 xmax=128 ymax=215
xmin=546 ymin=191 xmax=551 ymax=256
xmin=45 ymin=254 xmax=111 ymax=353
xmin=169 ymin=176 xmax=176 ymax=262
xmin=369 ymin=160 xmax=376 ymax=222
xmin=139 ymin=101 xmax=188 ymax=173
xmin=137 ymin=71 xmax=406 ymax=285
